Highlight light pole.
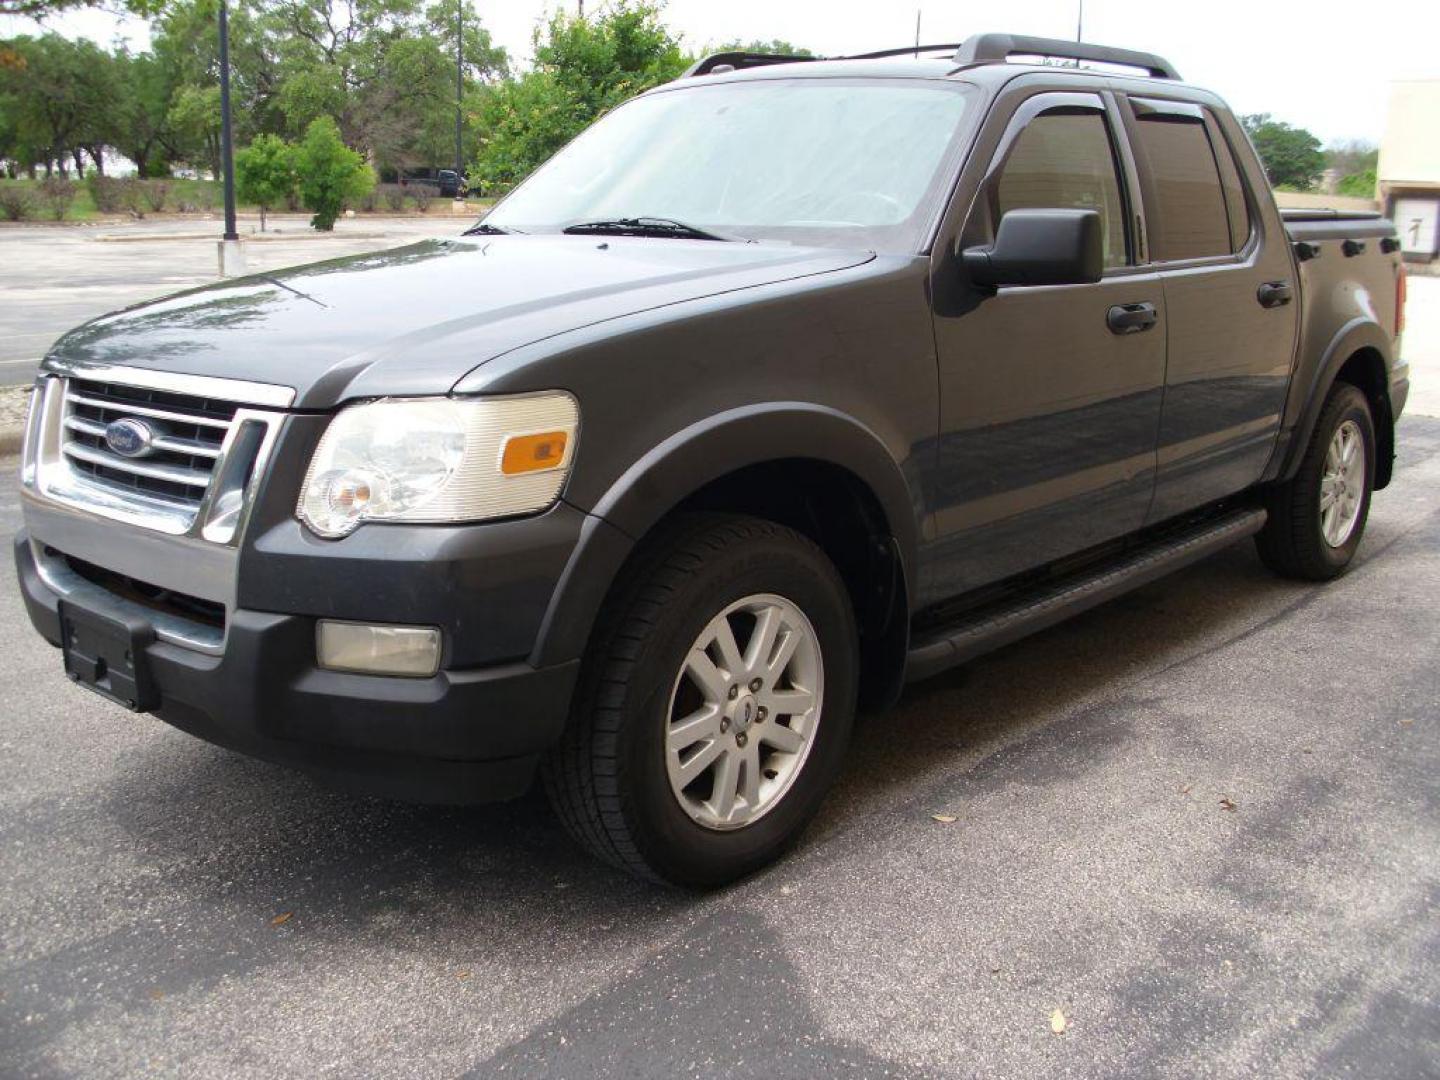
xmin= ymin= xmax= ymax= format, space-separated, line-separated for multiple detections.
xmin=455 ymin=0 xmax=464 ymax=193
xmin=217 ymin=0 xmax=245 ymax=274
xmin=219 ymin=0 xmax=237 ymax=240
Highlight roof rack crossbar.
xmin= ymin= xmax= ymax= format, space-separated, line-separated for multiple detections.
xmin=844 ymin=43 xmax=964 ymax=60
xmin=684 ymin=52 xmax=817 ymax=78
xmin=952 ymin=33 xmax=1180 ymax=80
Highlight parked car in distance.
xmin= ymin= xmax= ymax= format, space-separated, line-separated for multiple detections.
xmin=437 ymin=170 xmax=467 ymax=198
xmin=16 ymin=33 xmax=1408 ymax=887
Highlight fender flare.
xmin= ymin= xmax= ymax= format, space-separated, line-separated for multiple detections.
xmin=1274 ymin=317 xmax=1394 ymax=484
xmin=529 ymin=403 xmax=920 ymax=669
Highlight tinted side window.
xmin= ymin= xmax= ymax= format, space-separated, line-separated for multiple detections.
xmin=1207 ymin=119 xmax=1253 ymax=252
xmin=1129 ymin=115 xmax=1230 ymax=260
xmin=994 ymin=111 xmax=1128 ymax=268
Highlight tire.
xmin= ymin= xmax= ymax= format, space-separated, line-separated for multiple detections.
xmin=1256 ymin=381 xmax=1375 ymax=581
xmin=542 ymin=513 xmax=858 ymax=888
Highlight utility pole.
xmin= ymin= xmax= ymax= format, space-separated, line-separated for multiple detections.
xmin=914 ymin=10 xmax=921 ymax=57
xmin=1076 ymin=0 xmax=1084 ymax=42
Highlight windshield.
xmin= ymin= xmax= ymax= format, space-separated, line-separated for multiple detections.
xmin=484 ymin=78 xmax=977 ymax=252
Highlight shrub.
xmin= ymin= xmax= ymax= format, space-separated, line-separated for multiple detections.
xmin=122 ymin=178 xmax=147 ymax=218
xmin=0 ymin=183 xmax=35 ymax=221
xmin=295 ymin=117 xmax=375 ymax=231
xmin=381 ymin=183 xmax=405 ymax=211
xmin=236 ymin=134 xmax=297 ymax=231
xmin=358 ymin=186 xmax=379 ymax=212
xmin=410 ymin=183 xmax=435 ymax=212
xmin=141 ymin=179 xmax=170 ymax=212
xmin=87 ymin=174 xmax=127 ymax=214
xmin=38 ymin=177 xmax=78 ymax=220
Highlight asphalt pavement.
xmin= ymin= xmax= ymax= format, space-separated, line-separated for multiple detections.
xmin=0 ymin=266 xmax=1437 ymax=1077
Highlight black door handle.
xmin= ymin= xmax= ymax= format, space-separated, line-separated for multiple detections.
xmin=1257 ymin=280 xmax=1293 ymax=308
xmin=1107 ymin=302 xmax=1158 ymax=335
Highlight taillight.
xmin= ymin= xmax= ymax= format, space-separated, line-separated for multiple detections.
xmin=1397 ymin=265 xmax=1407 ymax=337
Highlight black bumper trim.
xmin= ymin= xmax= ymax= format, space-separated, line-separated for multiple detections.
xmin=16 ymin=532 xmax=579 ymax=804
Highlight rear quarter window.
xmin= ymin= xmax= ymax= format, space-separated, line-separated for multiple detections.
xmin=1129 ymin=112 xmax=1232 ymax=261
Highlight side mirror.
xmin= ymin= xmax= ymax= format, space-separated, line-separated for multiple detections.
xmin=962 ymin=208 xmax=1104 ymax=288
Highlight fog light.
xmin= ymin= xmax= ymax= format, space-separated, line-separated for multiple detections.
xmin=316 ymin=621 xmax=441 ymax=677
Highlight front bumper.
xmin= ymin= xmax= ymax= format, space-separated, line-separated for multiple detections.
xmin=16 ymin=532 xmax=580 ymax=802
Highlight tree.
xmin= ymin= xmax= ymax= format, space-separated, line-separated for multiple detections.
xmin=1240 ymin=113 xmax=1324 ymax=191
xmin=0 ymin=35 xmax=119 ymax=177
xmin=712 ymin=39 xmax=816 ymax=57
xmin=167 ymin=83 xmax=223 ymax=178
xmin=0 ymin=0 xmax=164 ymax=17
xmin=472 ymin=1 xmax=687 ymax=190
xmin=294 ymin=116 xmax=373 ymax=230
xmin=236 ymin=132 xmax=296 ymax=229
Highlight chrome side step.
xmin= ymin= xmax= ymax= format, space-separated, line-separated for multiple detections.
xmin=905 ymin=508 xmax=1268 ymax=683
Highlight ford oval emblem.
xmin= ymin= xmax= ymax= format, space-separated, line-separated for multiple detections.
xmin=104 ymin=418 xmax=155 ymax=458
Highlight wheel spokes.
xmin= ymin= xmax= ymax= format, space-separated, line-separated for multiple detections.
xmin=665 ymin=593 xmax=825 ymax=831
xmin=668 ymin=704 xmax=721 ymax=752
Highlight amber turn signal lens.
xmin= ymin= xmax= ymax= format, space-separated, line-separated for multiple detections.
xmin=500 ymin=430 xmax=569 ymax=475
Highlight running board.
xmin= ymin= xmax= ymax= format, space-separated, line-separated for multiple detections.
xmin=905 ymin=508 xmax=1267 ymax=682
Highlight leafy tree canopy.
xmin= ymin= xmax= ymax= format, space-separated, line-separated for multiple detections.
xmin=472 ymin=1 xmax=687 ymax=190
xmin=294 ymin=114 xmax=374 ymax=229
xmin=235 ymin=130 xmax=295 ymax=228
xmin=1241 ymin=113 xmax=1325 ymax=192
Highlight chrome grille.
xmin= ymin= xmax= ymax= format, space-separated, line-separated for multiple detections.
xmin=23 ymin=368 xmax=293 ymax=546
xmin=62 ymin=378 xmax=236 ymax=512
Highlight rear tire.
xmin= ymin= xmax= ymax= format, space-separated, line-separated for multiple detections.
xmin=1256 ymin=382 xmax=1374 ymax=581
xmin=542 ymin=513 xmax=858 ymax=888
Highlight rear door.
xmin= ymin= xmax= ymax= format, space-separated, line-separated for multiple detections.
xmin=1118 ymin=95 xmax=1300 ymax=521
xmin=925 ymin=89 xmax=1166 ymax=599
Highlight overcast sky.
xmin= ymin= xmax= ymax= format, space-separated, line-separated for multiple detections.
xmin=5 ymin=0 xmax=1437 ymax=145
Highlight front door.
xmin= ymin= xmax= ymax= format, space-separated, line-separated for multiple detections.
xmin=925 ymin=91 xmax=1166 ymax=601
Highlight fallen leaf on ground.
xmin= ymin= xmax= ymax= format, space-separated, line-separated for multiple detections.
xmin=271 ymin=912 xmax=293 ymax=926
xmin=1399 ymin=719 xmax=1414 ymax=726
xmin=1219 ymin=797 xmax=1236 ymax=812
xmin=455 ymin=971 xmax=472 ymax=980
xmin=1051 ymin=1009 xmax=1068 ymax=1034
xmin=931 ymin=813 xmax=958 ymax=824
xmin=1179 ymin=785 xmax=1192 ymax=795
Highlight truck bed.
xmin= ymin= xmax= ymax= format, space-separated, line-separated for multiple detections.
xmin=1281 ymin=207 xmax=1396 ymax=243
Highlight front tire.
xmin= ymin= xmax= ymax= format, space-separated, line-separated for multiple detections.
xmin=542 ymin=514 xmax=858 ymax=888
xmin=1256 ymin=381 xmax=1375 ymax=580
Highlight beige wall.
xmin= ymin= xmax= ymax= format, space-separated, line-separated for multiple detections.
xmin=1379 ymin=80 xmax=1440 ymax=186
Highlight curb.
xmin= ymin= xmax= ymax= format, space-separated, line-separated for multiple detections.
xmin=94 ymin=230 xmax=397 ymax=243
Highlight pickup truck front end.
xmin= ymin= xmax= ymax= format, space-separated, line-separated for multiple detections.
xmin=16 ymin=367 xmax=587 ymax=802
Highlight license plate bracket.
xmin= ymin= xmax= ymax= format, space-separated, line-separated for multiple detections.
xmin=58 ymin=601 xmax=159 ymax=712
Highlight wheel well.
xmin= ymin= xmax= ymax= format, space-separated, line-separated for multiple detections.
xmin=1334 ymin=348 xmax=1394 ymax=489
xmin=671 ymin=458 xmax=909 ymax=711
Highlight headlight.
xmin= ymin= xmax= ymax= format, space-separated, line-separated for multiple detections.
xmin=297 ymin=392 xmax=578 ymax=538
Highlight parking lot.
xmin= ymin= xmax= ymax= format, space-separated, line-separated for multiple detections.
xmin=0 ymin=216 xmax=458 ymax=385
xmin=0 ymin=228 xmax=1437 ymax=1077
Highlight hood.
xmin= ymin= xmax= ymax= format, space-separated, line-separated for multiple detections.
xmin=43 ymin=235 xmax=873 ymax=409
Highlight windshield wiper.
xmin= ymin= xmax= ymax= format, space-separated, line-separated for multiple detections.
xmin=461 ymin=221 xmax=518 ymax=236
xmin=562 ymin=216 xmax=742 ymax=242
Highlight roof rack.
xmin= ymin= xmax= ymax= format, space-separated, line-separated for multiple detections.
xmin=684 ymin=52 xmax=817 ymax=78
xmin=952 ymin=33 xmax=1180 ymax=80
xmin=844 ymin=43 xmax=964 ymax=60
